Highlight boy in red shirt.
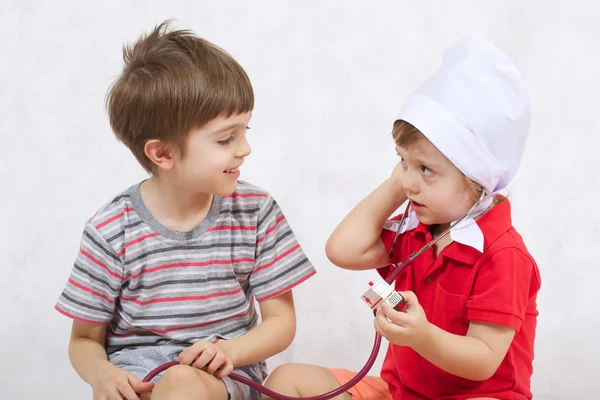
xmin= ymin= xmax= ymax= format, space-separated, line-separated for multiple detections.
xmin=264 ymin=37 xmax=540 ymax=400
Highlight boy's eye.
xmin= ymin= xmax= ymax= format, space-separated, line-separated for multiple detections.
xmin=218 ymin=135 xmax=234 ymax=146
xmin=420 ymin=165 xmax=433 ymax=176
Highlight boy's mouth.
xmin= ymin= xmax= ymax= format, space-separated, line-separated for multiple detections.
xmin=411 ymin=200 xmax=425 ymax=210
xmin=224 ymin=167 xmax=241 ymax=179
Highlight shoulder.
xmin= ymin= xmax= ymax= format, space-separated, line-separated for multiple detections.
xmin=479 ymin=227 xmax=541 ymax=289
xmin=485 ymin=226 xmax=535 ymax=264
xmin=84 ymin=185 xmax=137 ymax=241
xmin=478 ymin=198 xmax=538 ymax=272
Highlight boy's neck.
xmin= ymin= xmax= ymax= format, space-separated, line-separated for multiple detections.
xmin=431 ymin=200 xmax=497 ymax=257
xmin=140 ymin=175 xmax=214 ymax=232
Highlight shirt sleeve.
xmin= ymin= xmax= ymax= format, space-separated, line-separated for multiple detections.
xmin=249 ymin=196 xmax=316 ymax=302
xmin=55 ymin=223 xmax=124 ymax=324
xmin=466 ymin=247 xmax=537 ymax=331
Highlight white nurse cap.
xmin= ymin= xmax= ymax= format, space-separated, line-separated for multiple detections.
xmin=395 ymin=36 xmax=532 ymax=194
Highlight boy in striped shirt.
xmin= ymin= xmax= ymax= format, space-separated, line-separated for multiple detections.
xmin=55 ymin=21 xmax=315 ymax=400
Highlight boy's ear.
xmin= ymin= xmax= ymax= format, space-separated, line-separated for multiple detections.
xmin=144 ymin=139 xmax=176 ymax=171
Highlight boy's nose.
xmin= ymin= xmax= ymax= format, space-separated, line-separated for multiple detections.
xmin=236 ymin=136 xmax=252 ymax=158
xmin=402 ymin=169 xmax=420 ymax=194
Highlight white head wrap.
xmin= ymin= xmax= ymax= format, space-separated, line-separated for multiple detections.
xmin=396 ymin=36 xmax=531 ymax=194
xmin=393 ymin=37 xmax=532 ymax=252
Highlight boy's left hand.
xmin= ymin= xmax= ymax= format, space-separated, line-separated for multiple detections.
xmin=374 ymin=291 xmax=431 ymax=348
xmin=178 ymin=340 xmax=234 ymax=378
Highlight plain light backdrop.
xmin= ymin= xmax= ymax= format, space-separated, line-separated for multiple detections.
xmin=1 ymin=1 xmax=598 ymax=398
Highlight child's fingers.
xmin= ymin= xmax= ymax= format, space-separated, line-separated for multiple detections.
xmin=204 ymin=352 xmax=226 ymax=375
xmin=375 ymin=307 xmax=404 ymax=335
xmin=397 ymin=291 xmax=418 ymax=307
xmin=374 ymin=313 xmax=397 ymax=339
xmin=108 ymin=392 xmax=124 ymax=400
xmin=375 ymin=306 xmax=393 ymax=327
xmin=193 ymin=347 xmax=217 ymax=370
xmin=178 ymin=347 xmax=199 ymax=365
xmin=380 ymin=303 xmax=411 ymax=327
xmin=214 ymin=360 xmax=234 ymax=379
xmin=117 ymin=382 xmax=141 ymax=400
xmin=93 ymin=372 xmax=137 ymax=400
xmin=374 ymin=313 xmax=385 ymax=335
xmin=179 ymin=341 xmax=209 ymax=364
xmin=128 ymin=374 xmax=154 ymax=393
xmin=101 ymin=388 xmax=125 ymax=400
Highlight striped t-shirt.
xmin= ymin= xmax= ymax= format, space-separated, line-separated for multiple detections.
xmin=55 ymin=181 xmax=316 ymax=376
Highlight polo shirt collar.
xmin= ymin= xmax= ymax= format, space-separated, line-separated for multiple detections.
xmin=385 ymin=197 xmax=513 ymax=265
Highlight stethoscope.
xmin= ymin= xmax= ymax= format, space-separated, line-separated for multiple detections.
xmin=384 ymin=189 xmax=488 ymax=285
xmin=141 ymin=190 xmax=489 ymax=399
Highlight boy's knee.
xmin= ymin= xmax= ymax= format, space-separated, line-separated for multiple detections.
xmin=151 ymin=365 xmax=229 ymax=400
xmin=161 ymin=365 xmax=202 ymax=384
xmin=156 ymin=365 xmax=215 ymax=392
xmin=268 ymin=363 xmax=303 ymax=380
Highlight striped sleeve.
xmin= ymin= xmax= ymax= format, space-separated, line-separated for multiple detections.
xmin=55 ymin=223 xmax=124 ymax=324
xmin=249 ymin=196 xmax=316 ymax=301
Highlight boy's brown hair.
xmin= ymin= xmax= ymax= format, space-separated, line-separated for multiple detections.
xmin=106 ymin=20 xmax=254 ymax=173
xmin=392 ymin=120 xmax=495 ymax=204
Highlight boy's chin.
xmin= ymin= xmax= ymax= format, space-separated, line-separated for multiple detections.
xmin=412 ymin=209 xmax=431 ymax=224
xmin=415 ymin=216 xmax=432 ymax=225
xmin=414 ymin=213 xmax=448 ymax=227
xmin=213 ymin=181 xmax=239 ymax=197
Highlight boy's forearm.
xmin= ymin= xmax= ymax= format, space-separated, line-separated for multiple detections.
xmin=218 ymin=315 xmax=295 ymax=368
xmin=414 ymin=324 xmax=498 ymax=381
xmin=69 ymin=337 xmax=113 ymax=386
xmin=326 ymin=178 xmax=407 ymax=268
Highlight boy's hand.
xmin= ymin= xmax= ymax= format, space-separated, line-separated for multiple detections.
xmin=374 ymin=291 xmax=432 ymax=348
xmin=387 ymin=161 xmax=407 ymax=198
xmin=92 ymin=362 xmax=154 ymax=400
xmin=178 ymin=340 xmax=234 ymax=378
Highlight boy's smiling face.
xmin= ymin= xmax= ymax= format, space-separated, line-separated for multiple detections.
xmin=395 ymin=137 xmax=476 ymax=228
xmin=172 ymin=112 xmax=252 ymax=196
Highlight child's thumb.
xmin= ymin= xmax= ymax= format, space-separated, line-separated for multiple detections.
xmin=128 ymin=374 xmax=155 ymax=392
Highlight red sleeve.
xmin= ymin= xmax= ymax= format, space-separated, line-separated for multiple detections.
xmin=466 ymin=247 xmax=537 ymax=331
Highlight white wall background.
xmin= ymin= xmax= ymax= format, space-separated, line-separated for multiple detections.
xmin=1 ymin=1 xmax=598 ymax=398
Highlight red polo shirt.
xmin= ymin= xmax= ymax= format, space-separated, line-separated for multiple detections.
xmin=378 ymin=198 xmax=541 ymax=400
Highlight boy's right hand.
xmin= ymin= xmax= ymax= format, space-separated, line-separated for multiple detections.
xmin=389 ymin=160 xmax=404 ymax=192
xmin=388 ymin=161 xmax=407 ymax=198
xmin=92 ymin=362 xmax=154 ymax=400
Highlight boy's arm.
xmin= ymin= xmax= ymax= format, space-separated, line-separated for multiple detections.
xmin=376 ymin=295 xmax=516 ymax=381
xmin=69 ymin=321 xmax=154 ymax=398
xmin=326 ymin=163 xmax=407 ymax=270
xmin=412 ymin=248 xmax=535 ymax=381
xmin=218 ymin=290 xmax=296 ymax=367
xmin=415 ymin=321 xmax=516 ymax=381
xmin=69 ymin=321 xmax=113 ymax=385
